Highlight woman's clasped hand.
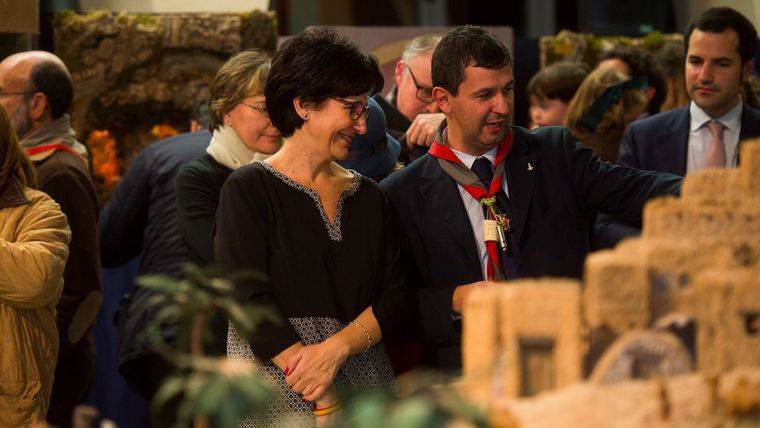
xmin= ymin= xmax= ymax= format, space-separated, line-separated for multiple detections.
xmin=284 ymin=336 xmax=350 ymax=402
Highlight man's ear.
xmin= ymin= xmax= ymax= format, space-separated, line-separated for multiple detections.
xmin=28 ymin=92 xmax=48 ymax=121
xmin=394 ymin=60 xmax=405 ymax=87
xmin=432 ymin=87 xmax=452 ymax=114
xmin=645 ymin=86 xmax=656 ymax=103
xmin=742 ymin=59 xmax=755 ymax=83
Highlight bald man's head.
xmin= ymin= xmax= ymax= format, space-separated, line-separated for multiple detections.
xmin=0 ymin=51 xmax=73 ymax=137
xmin=2 ymin=50 xmax=69 ymax=71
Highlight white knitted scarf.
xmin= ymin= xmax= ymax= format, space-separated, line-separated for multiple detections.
xmin=206 ymin=125 xmax=271 ymax=170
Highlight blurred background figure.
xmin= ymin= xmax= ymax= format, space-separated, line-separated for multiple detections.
xmin=0 ymin=104 xmax=70 ymax=427
xmin=337 ymin=97 xmax=400 ymax=182
xmin=527 ymin=60 xmax=589 ymax=128
xmin=374 ymin=34 xmax=443 ymax=164
xmin=653 ymin=42 xmax=690 ymax=112
xmin=565 ymin=67 xmax=648 ymax=162
xmin=0 ymin=50 xmax=101 ymax=428
xmin=176 ymin=49 xmax=279 ymax=271
xmin=596 ymin=45 xmax=667 ymax=118
xmin=175 ymin=49 xmax=280 ymax=366
xmin=97 ymin=101 xmax=211 ymax=425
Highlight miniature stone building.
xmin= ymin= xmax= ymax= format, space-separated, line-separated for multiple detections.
xmin=463 ymin=280 xmax=583 ymax=399
xmin=583 ymin=139 xmax=760 ymax=373
xmin=494 ymin=367 xmax=760 ymax=427
xmin=695 ymin=268 xmax=760 ymax=375
xmin=461 ymin=140 xmax=760 ymax=424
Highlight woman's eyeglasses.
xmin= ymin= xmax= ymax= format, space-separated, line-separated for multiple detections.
xmin=241 ymin=101 xmax=268 ymax=116
xmin=334 ymin=98 xmax=371 ymax=121
xmin=406 ymin=66 xmax=435 ymax=104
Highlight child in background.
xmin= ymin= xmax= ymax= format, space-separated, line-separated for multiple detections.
xmin=527 ymin=61 xmax=589 ymax=128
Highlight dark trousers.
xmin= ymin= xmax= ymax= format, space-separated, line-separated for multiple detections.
xmin=47 ymin=338 xmax=96 ymax=428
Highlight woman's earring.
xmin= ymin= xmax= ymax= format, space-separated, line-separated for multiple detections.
xmin=303 ymin=114 xmax=309 ymax=121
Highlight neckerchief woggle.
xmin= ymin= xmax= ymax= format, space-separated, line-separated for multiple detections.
xmin=428 ymin=129 xmax=513 ymax=281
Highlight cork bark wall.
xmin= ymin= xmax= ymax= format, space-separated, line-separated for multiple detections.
xmin=53 ymin=10 xmax=276 ymax=198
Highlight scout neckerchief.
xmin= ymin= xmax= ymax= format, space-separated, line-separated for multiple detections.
xmin=21 ymin=115 xmax=89 ymax=167
xmin=26 ymin=143 xmax=88 ymax=166
xmin=428 ymin=129 xmax=513 ymax=281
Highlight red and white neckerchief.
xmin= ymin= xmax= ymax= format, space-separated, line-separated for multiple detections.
xmin=428 ymin=130 xmax=513 ymax=280
xmin=26 ymin=143 xmax=89 ymax=167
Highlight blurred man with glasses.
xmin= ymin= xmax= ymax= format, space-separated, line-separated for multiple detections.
xmin=374 ymin=34 xmax=444 ymax=164
xmin=0 ymin=50 xmax=101 ymax=427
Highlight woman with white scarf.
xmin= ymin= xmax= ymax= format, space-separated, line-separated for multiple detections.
xmin=174 ymin=50 xmax=281 ymax=357
xmin=176 ymin=49 xmax=281 ymax=269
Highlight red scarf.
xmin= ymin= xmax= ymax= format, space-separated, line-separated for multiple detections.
xmin=428 ymin=131 xmax=513 ymax=280
xmin=26 ymin=143 xmax=89 ymax=167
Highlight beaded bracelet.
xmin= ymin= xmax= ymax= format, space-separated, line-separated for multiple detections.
xmin=351 ymin=320 xmax=372 ymax=352
xmin=314 ymin=401 xmax=342 ymax=417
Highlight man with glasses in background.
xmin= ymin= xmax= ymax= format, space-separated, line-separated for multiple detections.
xmin=374 ymin=34 xmax=444 ymax=164
xmin=0 ymin=50 xmax=101 ymax=427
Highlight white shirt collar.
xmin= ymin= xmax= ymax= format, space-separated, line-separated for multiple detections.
xmin=449 ymin=146 xmax=498 ymax=169
xmin=689 ymin=98 xmax=743 ymax=132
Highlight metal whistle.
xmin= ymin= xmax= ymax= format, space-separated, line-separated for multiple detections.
xmin=497 ymin=224 xmax=508 ymax=252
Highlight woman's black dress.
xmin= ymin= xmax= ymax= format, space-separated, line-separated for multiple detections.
xmin=215 ymin=161 xmax=407 ymax=426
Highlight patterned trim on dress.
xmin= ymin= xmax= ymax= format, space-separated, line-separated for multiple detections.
xmin=228 ymin=317 xmax=394 ymax=427
xmin=256 ymin=161 xmax=361 ymax=242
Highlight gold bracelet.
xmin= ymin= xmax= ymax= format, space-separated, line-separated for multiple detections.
xmin=351 ymin=320 xmax=372 ymax=352
xmin=314 ymin=401 xmax=342 ymax=416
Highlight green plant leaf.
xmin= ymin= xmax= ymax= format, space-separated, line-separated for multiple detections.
xmin=388 ymin=397 xmax=437 ymax=428
xmin=152 ymin=375 xmax=185 ymax=413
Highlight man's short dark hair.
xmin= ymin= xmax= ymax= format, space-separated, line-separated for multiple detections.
xmin=265 ymin=27 xmax=384 ymax=138
xmin=527 ymin=61 xmax=588 ymax=103
xmin=28 ymin=61 xmax=73 ymax=120
xmin=432 ymin=25 xmax=512 ymax=96
xmin=599 ymin=45 xmax=667 ymax=114
xmin=685 ymin=7 xmax=758 ymax=64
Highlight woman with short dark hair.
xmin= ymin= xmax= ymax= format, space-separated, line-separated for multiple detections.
xmin=216 ymin=27 xmax=407 ymax=425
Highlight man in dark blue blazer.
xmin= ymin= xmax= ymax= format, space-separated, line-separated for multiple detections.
xmin=597 ymin=7 xmax=760 ymax=247
xmin=618 ymin=103 xmax=760 ymax=175
xmin=381 ymin=26 xmax=681 ymax=371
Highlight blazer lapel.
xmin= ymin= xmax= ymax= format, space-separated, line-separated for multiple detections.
xmin=656 ymin=107 xmax=689 ymax=175
xmin=419 ymin=157 xmax=480 ymax=269
xmin=504 ymin=132 xmax=537 ymax=246
xmin=738 ymin=105 xmax=760 ymax=163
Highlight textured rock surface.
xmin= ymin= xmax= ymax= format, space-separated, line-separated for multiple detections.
xmin=53 ymin=10 xmax=277 ymax=198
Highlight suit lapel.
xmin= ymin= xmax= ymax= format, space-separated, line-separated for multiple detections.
xmin=419 ymin=157 xmax=480 ymax=269
xmin=504 ymin=132 xmax=536 ymax=246
xmin=655 ymin=107 xmax=689 ymax=175
xmin=738 ymin=106 xmax=760 ymax=164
